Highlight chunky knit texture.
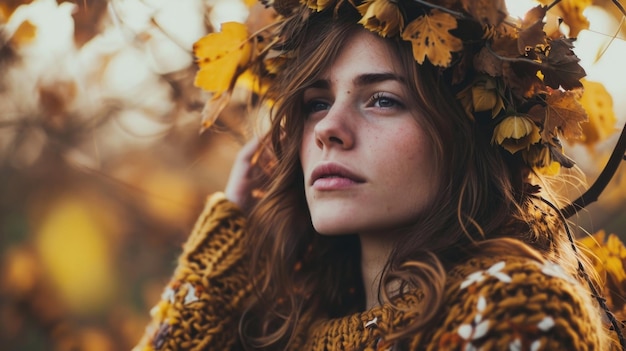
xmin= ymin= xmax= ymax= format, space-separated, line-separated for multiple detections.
xmin=134 ymin=193 xmax=605 ymax=351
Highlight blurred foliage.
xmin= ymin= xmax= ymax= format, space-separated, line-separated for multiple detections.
xmin=0 ymin=0 xmax=251 ymax=349
xmin=0 ymin=0 xmax=625 ymax=350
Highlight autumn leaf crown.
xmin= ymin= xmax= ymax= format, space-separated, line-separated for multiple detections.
xmin=194 ymin=0 xmax=597 ymax=175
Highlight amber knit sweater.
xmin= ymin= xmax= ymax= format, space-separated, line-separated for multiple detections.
xmin=134 ymin=193 xmax=605 ymax=350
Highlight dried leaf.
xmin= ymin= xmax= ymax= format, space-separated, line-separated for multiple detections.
xmin=474 ymin=28 xmax=517 ymax=77
xmin=471 ymin=76 xmax=504 ymax=117
xmin=579 ymin=230 xmax=626 ymax=312
xmin=540 ymin=38 xmax=585 ymax=90
xmin=474 ymin=46 xmax=503 ymax=77
xmin=525 ymin=142 xmax=564 ymax=174
xmin=530 ymin=89 xmax=588 ymax=141
xmin=193 ymin=22 xmax=251 ymax=94
xmin=358 ymin=0 xmax=404 ymax=37
xmin=548 ymin=141 xmax=575 ymax=168
xmin=451 ymin=50 xmax=473 ymax=85
xmin=401 ymin=10 xmax=463 ymax=67
xmin=502 ymin=60 xmax=544 ymax=98
xmin=460 ymin=0 xmax=507 ymax=26
xmin=200 ymin=91 xmax=232 ymax=133
xmin=518 ymin=6 xmax=547 ymax=55
xmin=523 ymin=143 xmax=552 ymax=168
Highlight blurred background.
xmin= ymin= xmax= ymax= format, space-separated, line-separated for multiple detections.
xmin=0 ymin=0 xmax=625 ymax=350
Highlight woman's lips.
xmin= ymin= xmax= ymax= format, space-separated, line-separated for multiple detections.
xmin=310 ymin=162 xmax=365 ymax=190
xmin=312 ymin=176 xmax=360 ymax=190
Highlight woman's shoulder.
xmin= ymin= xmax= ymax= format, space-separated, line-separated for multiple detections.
xmin=425 ymin=254 xmax=606 ymax=350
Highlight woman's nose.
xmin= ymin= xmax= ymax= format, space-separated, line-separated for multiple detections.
xmin=313 ymin=103 xmax=355 ymax=150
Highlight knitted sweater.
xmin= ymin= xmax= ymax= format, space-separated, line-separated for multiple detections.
xmin=133 ymin=192 xmax=604 ymax=350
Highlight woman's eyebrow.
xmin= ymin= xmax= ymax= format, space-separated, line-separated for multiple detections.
xmin=354 ymin=72 xmax=406 ymax=86
xmin=305 ymin=73 xmax=405 ymax=91
xmin=308 ymin=79 xmax=330 ymax=90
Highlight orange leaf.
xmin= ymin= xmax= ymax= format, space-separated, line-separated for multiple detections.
xmin=401 ymin=10 xmax=463 ymax=67
xmin=530 ymin=89 xmax=588 ymax=141
xmin=193 ymin=22 xmax=251 ymax=94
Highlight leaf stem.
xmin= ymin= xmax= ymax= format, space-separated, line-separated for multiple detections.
xmin=411 ymin=0 xmax=466 ymax=18
xmin=560 ymin=123 xmax=626 ymax=217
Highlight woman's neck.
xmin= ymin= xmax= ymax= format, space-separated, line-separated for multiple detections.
xmin=359 ymin=233 xmax=394 ymax=310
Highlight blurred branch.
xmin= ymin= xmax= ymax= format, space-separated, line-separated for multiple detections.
xmin=611 ymin=0 xmax=626 ymax=17
xmin=561 ymin=123 xmax=626 ymax=218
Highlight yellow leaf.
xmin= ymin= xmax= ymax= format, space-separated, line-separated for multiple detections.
xmin=401 ymin=10 xmax=463 ymax=67
xmin=579 ymin=230 xmax=606 ymax=250
xmin=578 ymin=230 xmax=608 ymax=274
xmin=492 ymin=115 xmax=541 ymax=154
xmin=577 ymin=79 xmax=617 ymax=146
xmin=471 ymin=76 xmax=504 ymax=118
xmin=607 ymin=234 xmax=626 ymax=260
xmin=237 ymin=69 xmax=269 ymax=96
xmin=193 ymin=22 xmax=251 ymax=94
xmin=358 ymin=0 xmax=405 ymax=37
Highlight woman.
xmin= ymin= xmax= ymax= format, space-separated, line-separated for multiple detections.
xmin=135 ymin=1 xmax=619 ymax=350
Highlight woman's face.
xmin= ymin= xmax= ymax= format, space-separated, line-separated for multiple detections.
xmin=300 ymin=29 xmax=438 ymax=236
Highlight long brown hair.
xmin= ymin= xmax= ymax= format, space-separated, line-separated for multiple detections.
xmin=239 ymin=6 xmax=606 ymax=349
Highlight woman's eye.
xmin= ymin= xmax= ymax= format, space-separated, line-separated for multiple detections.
xmin=305 ymin=100 xmax=330 ymax=114
xmin=370 ymin=93 xmax=403 ymax=109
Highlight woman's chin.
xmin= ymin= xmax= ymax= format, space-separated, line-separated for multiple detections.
xmin=311 ymin=217 xmax=361 ymax=236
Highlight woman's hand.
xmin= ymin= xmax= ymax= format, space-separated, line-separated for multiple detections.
xmin=225 ymin=136 xmax=268 ymax=214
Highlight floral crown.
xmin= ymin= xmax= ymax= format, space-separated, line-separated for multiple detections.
xmin=193 ymin=0 xmax=600 ymax=175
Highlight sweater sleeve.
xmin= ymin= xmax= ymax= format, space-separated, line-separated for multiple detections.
xmin=133 ymin=192 xmax=252 ymax=351
xmin=423 ymin=258 xmax=605 ymax=351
